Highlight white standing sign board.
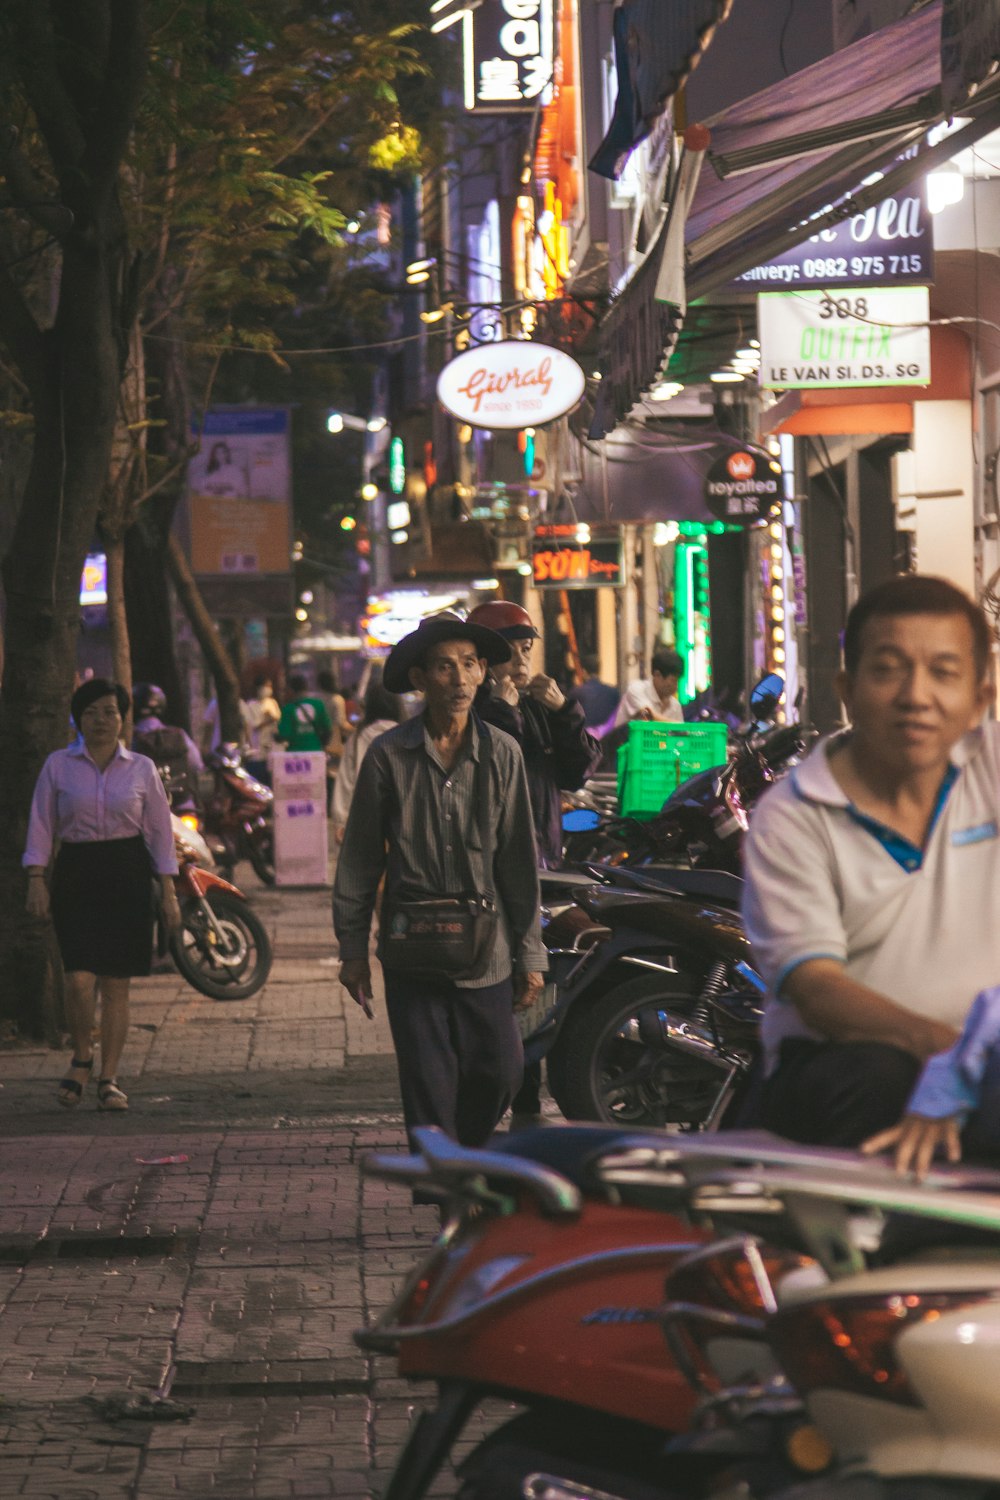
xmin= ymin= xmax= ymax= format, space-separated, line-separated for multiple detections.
xmin=758 ymin=286 xmax=931 ymax=390
xmin=271 ymin=751 xmax=329 ymax=886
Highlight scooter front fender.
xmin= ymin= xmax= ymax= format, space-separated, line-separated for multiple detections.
xmin=178 ymin=864 xmax=245 ymax=900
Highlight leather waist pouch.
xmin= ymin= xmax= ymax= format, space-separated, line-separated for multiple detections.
xmin=382 ymin=894 xmax=497 ymax=981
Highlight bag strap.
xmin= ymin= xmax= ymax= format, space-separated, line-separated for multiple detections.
xmin=473 ymin=713 xmax=496 ymax=904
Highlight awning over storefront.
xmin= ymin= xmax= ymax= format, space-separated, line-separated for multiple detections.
xmin=685 ymin=0 xmax=951 ymax=296
xmin=590 ymin=0 xmax=1000 ymax=429
xmin=564 ymin=422 xmax=769 ymax=526
xmin=590 ymin=0 xmax=732 ymax=179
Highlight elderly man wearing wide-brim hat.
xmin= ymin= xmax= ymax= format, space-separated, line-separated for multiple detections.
xmin=333 ymin=612 xmax=547 ymax=1148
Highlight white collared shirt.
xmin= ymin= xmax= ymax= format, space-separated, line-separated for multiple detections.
xmin=614 ymin=679 xmax=683 ymax=727
xmin=24 ymin=742 xmax=179 ymax=874
xmin=743 ymin=724 xmax=1000 ymax=1071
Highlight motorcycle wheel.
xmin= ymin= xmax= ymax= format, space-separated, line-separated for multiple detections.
xmin=547 ymin=970 xmax=728 ymax=1128
xmin=170 ymin=890 xmax=273 ymax=1000
xmin=456 ymin=1412 xmax=686 ymax=1500
xmin=244 ymin=825 xmax=276 ymax=886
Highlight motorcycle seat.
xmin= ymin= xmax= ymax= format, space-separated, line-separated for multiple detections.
xmin=578 ymin=887 xmax=744 ymax=941
xmin=487 ymin=1124 xmax=654 ymax=1192
xmin=611 ymin=866 xmax=744 ymax=907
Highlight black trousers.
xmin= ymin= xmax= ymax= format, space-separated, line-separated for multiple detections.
xmin=760 ymin=1040 xmax=921 ymax=1148
xmin=383 ymin=974 xmax=523 ymax=1148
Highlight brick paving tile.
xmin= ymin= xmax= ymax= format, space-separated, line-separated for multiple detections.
xmin=0 ymin=883 xmax=528 ymax=1500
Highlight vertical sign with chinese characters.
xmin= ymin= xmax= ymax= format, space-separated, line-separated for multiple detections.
xmin=469 ymin=0 xmax=554 ymax=111
xmin=271 ymin=752 xmax=329 ymax=886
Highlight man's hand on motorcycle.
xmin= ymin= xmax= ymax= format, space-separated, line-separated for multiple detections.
xmin=340 ymin=958 xmax=374 ymax=1016
xmin=527 ymin=674 xmax=565 ymax=712
xmin=861 ymin=1113 xmax=962 ymax=1179
xmin=514 ymin=970 xmax=545 ymax=1012
xmin=161 ymin=887 xmax=183 ymax=935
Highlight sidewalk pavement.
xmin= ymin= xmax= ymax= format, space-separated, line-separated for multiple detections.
xmin=0 ymin=872 xmax=538 ymax=1498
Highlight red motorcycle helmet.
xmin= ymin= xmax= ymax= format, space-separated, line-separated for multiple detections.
xmin=466 ymin=600 xmax=539 ymax=640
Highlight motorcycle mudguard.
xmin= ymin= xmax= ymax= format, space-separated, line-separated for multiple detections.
xmin=183 ymin=865 xmax=245 ymax=899
xmin=456 ymin=1411 xmax=687 ymax=1500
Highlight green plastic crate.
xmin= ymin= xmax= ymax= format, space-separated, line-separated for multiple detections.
xmin=616 ymin=721 xmax=728 ymax=820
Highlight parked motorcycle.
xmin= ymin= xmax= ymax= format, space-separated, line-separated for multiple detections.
xmin=161 ymin=817 xmax=273 ymax=999
xmin=200 ymin=744 xmax=276 ymax=885
xmin=359 ymin=1126 xmax=1000 ymax=1500
xmin=651 ymin=1134 xmax=1000 ymax=1499
xmin=524 ymin=677 xmax=810 ymax=1130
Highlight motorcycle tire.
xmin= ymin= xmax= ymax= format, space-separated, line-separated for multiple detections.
xmin=455 ymin=1412 xmax=686 ymax=1500
xmin=547 ymin=969 xmax=729 ymax=1129
xmin=170 ymin=890 xmax=273 ymax=1000
xmin=244 ymin=825 xmax=276 ymax=886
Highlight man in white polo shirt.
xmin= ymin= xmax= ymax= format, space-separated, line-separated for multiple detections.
xmin=743 ymin=574 xmax=1000 ymax=1153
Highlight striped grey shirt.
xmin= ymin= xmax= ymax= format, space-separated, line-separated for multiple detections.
xmin=333 ymin=713 xmax=547 ymax=987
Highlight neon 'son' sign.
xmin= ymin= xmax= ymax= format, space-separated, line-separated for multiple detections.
xmin=436 ymin=340 xmax=586 ymax=429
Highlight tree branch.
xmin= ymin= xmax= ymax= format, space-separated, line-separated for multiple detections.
xmin=9 ymin=1 xmax=88 ymax=178
xmin=0 ymin=234 xmax=46 ymax=398
xmin=83 ymin=0 xmax=149 ymax=189
xmin=0 ymin=129 xmax=75 ymax=239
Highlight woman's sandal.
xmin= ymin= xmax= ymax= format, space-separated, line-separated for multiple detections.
xmin=57 ymin=1055 xmax=94 ymax=1108
xmin=96 ymin=1079 xmax=129 ymax=1112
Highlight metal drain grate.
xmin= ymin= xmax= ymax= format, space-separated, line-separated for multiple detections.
xmin=0 ymin=1231 xmax=195 ymax=1265
xmin=169 ymin=1358 xmax=370 ymax=1398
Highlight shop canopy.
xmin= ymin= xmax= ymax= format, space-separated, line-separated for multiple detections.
xmin=592 ymin=0 xmax=1000 ymax=430
xmin=565 ymin=422 xmax=764 ymax=527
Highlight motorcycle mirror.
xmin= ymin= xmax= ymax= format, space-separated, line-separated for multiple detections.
xmin=749 ymin=673 xmax=784 ymax=718
xmin=562 ymin=809 xmax=602 ymax=832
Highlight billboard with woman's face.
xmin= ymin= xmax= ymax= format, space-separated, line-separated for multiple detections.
xmin=187 ymin=408 xmax=291 ymax=575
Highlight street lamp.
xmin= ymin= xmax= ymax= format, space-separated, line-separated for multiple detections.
xmin=327 ymin=411 xmax=370 ymax=434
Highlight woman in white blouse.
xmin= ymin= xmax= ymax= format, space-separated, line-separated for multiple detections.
xmin=330 ymin=673 xmax=404 ymax=842
xmin=24 ymin=679 xmax=182 ymax=1112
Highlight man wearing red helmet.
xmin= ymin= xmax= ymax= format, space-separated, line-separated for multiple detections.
xmin=467 ymin=601 xmax=602 ymax=871
xmin=468 ymin=600 xmax=601 ymax=1126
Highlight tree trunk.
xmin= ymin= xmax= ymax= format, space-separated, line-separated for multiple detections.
xmin=124 ymin=506 xmax=187 ymax=728
xmin=105 ymin=533 xmax=133 ymax=738
xmin=0 ymin=330 xmax=125 ymax=1036
xmin=167 ymin=532 xmax=244 ymax=741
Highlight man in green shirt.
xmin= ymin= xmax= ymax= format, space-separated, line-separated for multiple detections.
xmin=276 ymin=675 xmax=333 ymax=752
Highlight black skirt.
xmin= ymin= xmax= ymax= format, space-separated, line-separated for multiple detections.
xmin=50 ymin=836 xmax=156 ymax=977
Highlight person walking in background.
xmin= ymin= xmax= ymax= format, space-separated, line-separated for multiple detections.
xmin=275 ymin=674 xmax=333 ymax=754
xmin=200 ymin=691 xmax=254 ymax=758
xmin=315 ymin=669 xmax=351 ymax=762
xmin=330 ymin=671 xmax=404 ymax=843
xmin=334 ymin=613 xmax=547 ymax=1148
xmin=24 ymin=679 xmax=181 ymax=1113
xmin=467 ymin=600 xmax=601 ymax=1128
xmin=569 ymin=653 xmax=620 ymax=734
xmin=131 ymin=682 xmax=203 ymax=809
xmin=245 ymin=674 xmax=281 ymax=782
xmin=614 ymin=648 xmax=685 ymax=726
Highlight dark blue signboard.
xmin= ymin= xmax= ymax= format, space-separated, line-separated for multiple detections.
xmin=728 ymin=183 xmax=933 ymax=292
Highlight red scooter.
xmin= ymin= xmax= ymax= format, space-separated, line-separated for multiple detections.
xmin=355 ymin=1127 xmax=824 ymax=1500
xmin=200 ymin=745 xmax=275 ymax=885
xmin=160 ymin=820 xmax=273 ymax=1000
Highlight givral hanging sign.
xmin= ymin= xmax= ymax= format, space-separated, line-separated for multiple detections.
xmin=437 ymin=341 xmax=586 ymax=429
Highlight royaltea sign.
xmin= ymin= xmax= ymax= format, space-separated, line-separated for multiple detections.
xmin=437 ymin=342 xmax=586 ymax=429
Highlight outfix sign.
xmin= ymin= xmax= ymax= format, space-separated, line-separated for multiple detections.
xmin=704 ymin=449 xmax=782 ymax=525
xmin=532 ymin=525 xmax=624 ymax=588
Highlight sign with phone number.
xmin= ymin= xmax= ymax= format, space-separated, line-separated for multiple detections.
xmin=758 ymin=286 xmax=931 ymax=390
xmin=729 ymin=185 xmax=933 ymax=291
